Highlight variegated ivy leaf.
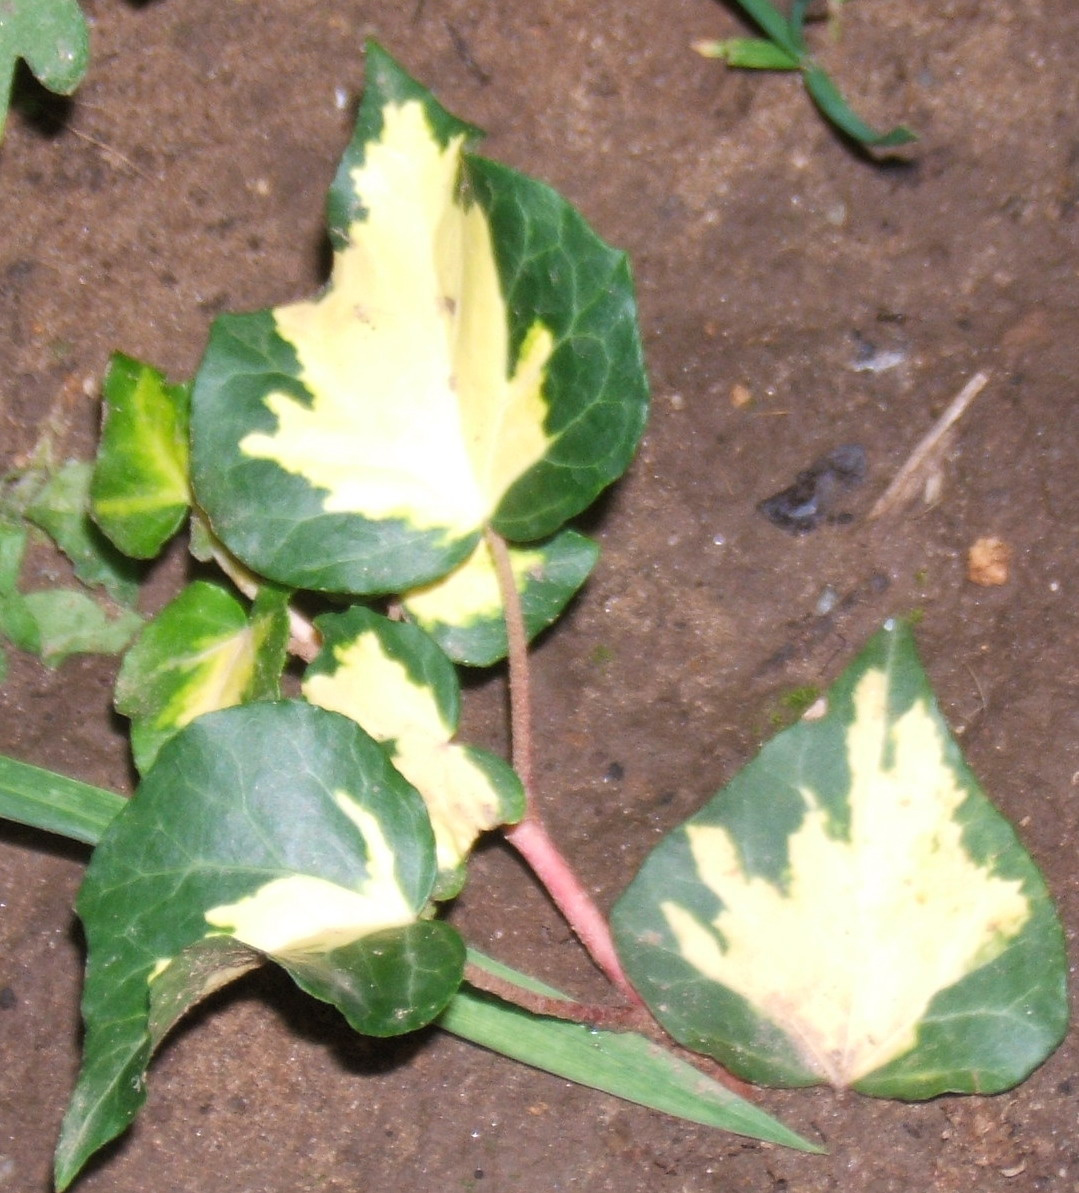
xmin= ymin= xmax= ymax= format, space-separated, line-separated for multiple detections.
xmin=190 ymin=41 xmax=648 ymax=596
xmin=55 ymin=701 xmax=463 ymax=1191
xmin=115 ymin=579 xmax=289 ymax=773
xmin=403 ymin=528 xmax=599 ymax=666
xmin=303 ymin=606 xmax=524 ymax=897
xmin=91 ymin=353 xmax=192 ymax=560
xmin=612 ymin=621 xmax=1068 ymax=1099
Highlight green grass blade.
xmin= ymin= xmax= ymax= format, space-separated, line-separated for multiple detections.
xmin=788 ymin=0 xmax=812 ymax=50
xmin=440 ymin=950 xmax=822 ymax=1151
xmin=803 ymin=64 xmax=916 ymax=147
xmin=694 ymin=38 xmax=801 ymax=70
xmin=728 ymin=0 xmax=804 ymax=60
xmin=0 ymin=754 xmax=124 ymax=845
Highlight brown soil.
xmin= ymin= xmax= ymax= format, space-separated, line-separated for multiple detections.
xmin=2 ymin=1 xmax=1078 ymax=1190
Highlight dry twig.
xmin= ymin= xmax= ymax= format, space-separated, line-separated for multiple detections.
xmin=869 ymin=371 xmax=989 ymax=519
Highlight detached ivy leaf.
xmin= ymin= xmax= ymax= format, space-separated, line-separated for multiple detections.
xmin=55 ymin=701 xmax=462 ymax=1191
xmin=612 ymin=621 xmax=1068 ymax=1098
xmin=191 ymin=41 xmax=647 ymax=595
xmin=402 ymin=528 xmax=599 ymax=666
xmin=115 ymin=579 xmax=289 ymax=773
xmin=0 ymin=0 xmax=89 ymax=140
xmin=0 ymin=588 xmax=141 ymax=666
xmin=303 ymin=606 xmax=524 ymax=897
xmin=25 ymin=461 xmax=143 ymax=604
xmin=91 ymin=354 xmax=192 ymax=559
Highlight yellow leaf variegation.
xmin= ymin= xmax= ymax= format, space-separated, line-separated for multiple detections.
xmin=661 ymin=665 xmax=1030 ymax=1087
xmin=190 ymin=43 xmax=648 ymax=599
xmin=239 ymin=101 xmax=553 ymax=541
xmin=303 ymin=607 xmax=524 ymax=895
xmin=613 ymin=621 xmax=1068 ymax=1098
xmin=204 ymin=799 xmax=416 ymax=956
xmin=115 ymin=581 xmax=289 ymax=773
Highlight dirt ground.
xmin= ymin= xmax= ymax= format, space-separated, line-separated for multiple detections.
xmin=2 ymin=0 xmax=1078 ymax=1189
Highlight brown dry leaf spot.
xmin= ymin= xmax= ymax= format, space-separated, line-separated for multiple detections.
xmin=967 ymin=537 xmax=1012 ymax=586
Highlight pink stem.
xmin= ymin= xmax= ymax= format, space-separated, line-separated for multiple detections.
xmin=505 ymin=817 xmax=643 ymax=1005
xmin=486 ymin=529 xmax=644 ymax=1006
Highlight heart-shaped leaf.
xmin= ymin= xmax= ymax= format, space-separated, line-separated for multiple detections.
xmin=612 ymin=621 xmax=1068 ymax=1098
xmin=191 ymin=42 xmax=647 ymax=595
xmin=303 ymin=606 xmax=524 ymax=896
xmin=114 ymin=579 xmax=289 ymax=772
xmin=55 ymin=700 xmax=461 ymax=1190
xmin=91 ymin=353 xmax=192 ymax=560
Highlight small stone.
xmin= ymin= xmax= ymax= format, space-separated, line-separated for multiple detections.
xmin=967 ymin=537 xmax=1012 ymax=586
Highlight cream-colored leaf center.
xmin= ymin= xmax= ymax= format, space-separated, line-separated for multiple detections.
xmin=238 ymin=100 xmax=553 ymax=538
xmin=661 ymin=668 xmax=1030 ymax=1086
xmin=204 ymin=797 xmax=414 ymax=956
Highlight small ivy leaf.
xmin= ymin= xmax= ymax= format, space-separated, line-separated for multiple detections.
xmin=0 ymin=590 xmax=40 ymax=653
xmin=25 ymin=461 xmax=143 ymax=604
xmin=0 ymin=0 xmax=89 ymax=140
xmin=612 ymin=620 xmax=1068 ymax=1098
xmin=91 ymin=353 xmax=192 ymax=560
xmin=115 ymin=579 xmax=290 ymax=773
xmin=304 ymin=606 xmax=524 ymax=897
xmin=191 ymin=41 xmax=647 ymax=595
xmin=0 ymin=588 xmax=141 ymax=666
xmin=402 ymin=528 xmax=599 ymax=666
xmin=55 ymin=701 xmax=456 ymax=1190
xmin=0 ymin=519 xmax=27 ymax=594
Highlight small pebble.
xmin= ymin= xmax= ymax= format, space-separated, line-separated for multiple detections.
xmin=967 ymin=537 xmax=1011 ymax=586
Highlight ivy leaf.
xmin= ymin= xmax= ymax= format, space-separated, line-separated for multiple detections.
xmin=55 ymin=700 xmax=461 ymax=1191
xmin=114 ymin=579 xmax=290 ymax=773
xmin=191 ymin=41 xmax=648 ymax=595
xmin=91 ymin=353 xmax=192 ymax=560
xmin=612 ymin=621 xmax=1068 ymax=1098
xmin=0 ymin=518 xmax=27 ymax=594
xmin=0 ymin=0 xmax=89 ymax=140
xmin=402 ymin=528 xmax=599 ymax=666
xmin=303 ymin=606 xmax=524 ymax=897
xmin=0 ymin=588 xmax=141 ymax=665
xmin=25 ymin=461 xmax=143 ymax=604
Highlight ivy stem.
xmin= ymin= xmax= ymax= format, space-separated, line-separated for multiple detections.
xmin=463 ymin=960 xmax=755 ymax=1099
xmin=485 ymin=529 xmax=644 ymax=1007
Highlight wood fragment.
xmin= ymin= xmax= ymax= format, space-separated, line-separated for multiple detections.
xmin=869 ymin=371 xmax=989 ymax=519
